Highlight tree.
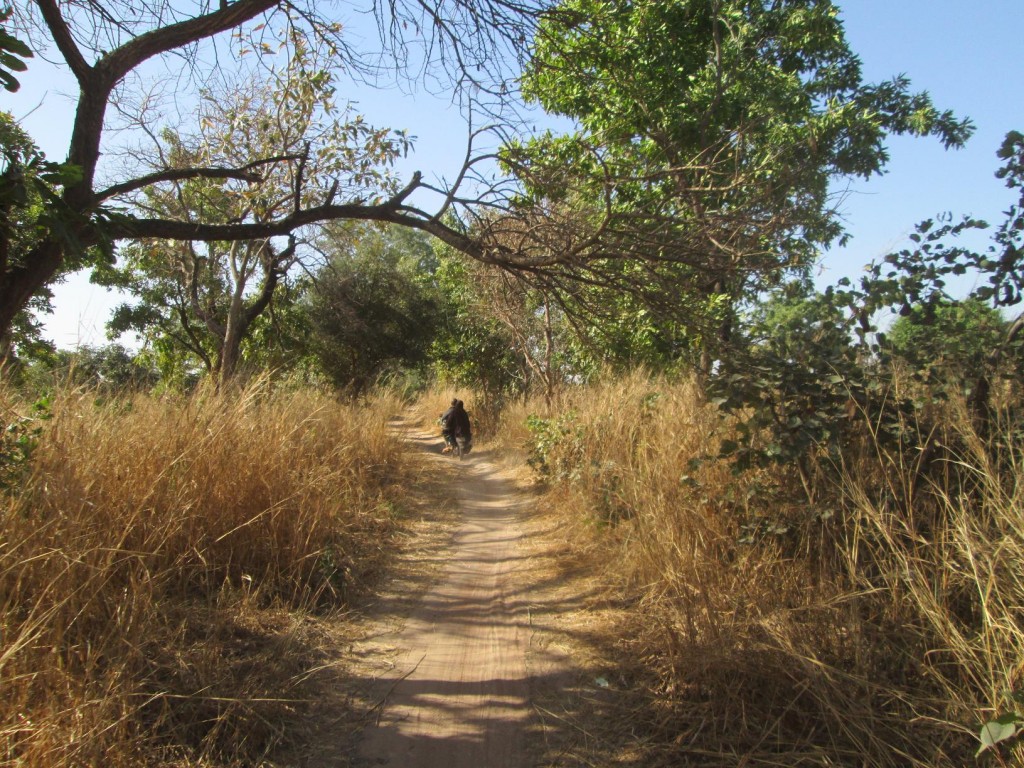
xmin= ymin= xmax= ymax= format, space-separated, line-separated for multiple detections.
xmin=430 ymin=245 xmax=523 ymax=400
xmin=0 ymin=0 xmax=547 ymax=347
xmin=303 ymin=223 xmax=441 ymax=393
xmin=95 ymin=38 xmax=403 ymax=385
xmin=887 ymin=297 xmax=1008 ymax=384
xmin=499 ymin=0 xmax=972 ymax=370
xmin=471 ymin=272 xmax=562 ymax=404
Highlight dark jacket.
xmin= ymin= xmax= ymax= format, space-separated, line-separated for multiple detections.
xmin=442 ymin=404 xmax=471 ymax=439
xmin=452 ymin=405 xmax=471 ymax=439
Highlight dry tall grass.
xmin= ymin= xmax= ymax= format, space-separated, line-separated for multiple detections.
xmin=520 ymin=371 xmax=1024 ymax=766
xmin=0 ymin=379 xmax=413 ymax=767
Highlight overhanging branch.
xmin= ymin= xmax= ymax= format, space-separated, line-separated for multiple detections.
xmin=97 ymin=166 xmax=263 ymax=201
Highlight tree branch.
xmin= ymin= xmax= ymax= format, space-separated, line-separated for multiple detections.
xmin=106 ymin=170 xmax=555 ymax=269
xmin=96 ymin=166 xmax=264 ymax=201
xmin=33 ymin=0 xmax=91 ymax=83
xmin=98 ymin=0 xmax=280 ymax=84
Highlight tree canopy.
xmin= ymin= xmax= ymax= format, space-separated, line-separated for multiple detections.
xmin=496 ymin=0 xmax=972 ymax=365
xmin=0 ymin=0 xmax=549 ymax=346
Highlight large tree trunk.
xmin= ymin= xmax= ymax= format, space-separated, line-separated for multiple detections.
xmin=0 ymin=242 xmax=65 ymax=350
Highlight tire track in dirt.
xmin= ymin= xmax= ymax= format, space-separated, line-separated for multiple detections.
xmin=353 ymin=420 xmax=548 ymax=768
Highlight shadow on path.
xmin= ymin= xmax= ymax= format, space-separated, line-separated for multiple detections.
xmin=348 ymin=416 xmax=595 ymax=768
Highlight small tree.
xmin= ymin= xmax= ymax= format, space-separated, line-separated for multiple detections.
xmin=304 ymin=224 xmax=440 ymax=394
xmin=429 ymin=246 xmax=523 ymax=401
xmin=96 ymin=37 xmax=405 ymax=385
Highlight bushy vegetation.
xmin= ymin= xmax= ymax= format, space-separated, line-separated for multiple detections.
xmin=0 ymin=380 xmax=415 ymax=766
xmin=516 ymin=372 xmax=1024 ymax=766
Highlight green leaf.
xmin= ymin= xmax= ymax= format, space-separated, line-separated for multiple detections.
xmin=977 ymin=715 xmax=1021 ymax=755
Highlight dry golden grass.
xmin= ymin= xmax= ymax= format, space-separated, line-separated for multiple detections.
xmin=0 ymin=378 xmax=415 ymax=767
xmin=517 ymin=371 xmax=1024 ymax=766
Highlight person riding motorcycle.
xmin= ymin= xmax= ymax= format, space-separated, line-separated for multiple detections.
xmin=440 ymin=399 xmax=472 ymax=454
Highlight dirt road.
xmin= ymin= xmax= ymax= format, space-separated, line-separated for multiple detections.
xmin=354 ymin=423 xmax=561 ymax=768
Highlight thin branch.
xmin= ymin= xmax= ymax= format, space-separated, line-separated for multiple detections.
xmin=96 ymin=166 xmax=263 ymax=201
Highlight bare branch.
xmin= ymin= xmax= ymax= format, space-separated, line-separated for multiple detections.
xmin=98 ymin=0 xmax=279 ymax=84
xmin=33 ymin=0 xmax=91 ymax=82
xmin=96 ymin=166 xmax=263 ymax=201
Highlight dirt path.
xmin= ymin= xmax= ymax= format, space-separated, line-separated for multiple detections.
xmin=351 ymin=420 xmax=574 ymax=768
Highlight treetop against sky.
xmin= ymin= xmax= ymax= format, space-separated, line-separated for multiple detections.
xmin=4 ymin=0 xmax=1022 ymax=348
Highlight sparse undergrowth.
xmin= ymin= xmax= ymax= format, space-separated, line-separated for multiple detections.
xmin=517 ymin=371 xmax=1024 ymax=767
xmin=0 ymin=379 xmax=415 ymax=767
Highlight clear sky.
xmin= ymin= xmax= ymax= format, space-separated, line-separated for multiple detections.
xmin=822 ymin=1 xmax=1023 ymax=286
xmin=6 ymin=0 xmax=1024 ymax=349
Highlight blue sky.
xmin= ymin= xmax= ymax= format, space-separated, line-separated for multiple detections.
xmin=6 ymin=0 xmax=1024 ymax=348
xmin=822 ymin=1 xmax=1023 ymax=285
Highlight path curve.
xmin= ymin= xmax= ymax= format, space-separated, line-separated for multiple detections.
xmin=356 ymin=422 xmax=538 ymax=767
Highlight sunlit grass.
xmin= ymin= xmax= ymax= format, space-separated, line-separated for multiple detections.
xmin=0 ymin=378 xmax=414 ymax=766
xmin=521 ymin=372 xmax=1024 ymax=766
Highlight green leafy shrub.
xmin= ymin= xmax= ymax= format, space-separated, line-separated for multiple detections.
xmin=0 ymin=393 xmax=50 ymax=490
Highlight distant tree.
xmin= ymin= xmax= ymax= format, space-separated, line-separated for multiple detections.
xmin=17 ymin=342 xmax=159 ymax=391
xmin=304 ymin=224 xmax=440 ymax=394
xmin=887 ymin=297 xmax=1008 ymax=384
xmin=95 ymin=40 xmax=371 ymax=386
xmin=429 ymin=247 xmax=522 ymax=401
xmin=556 ymin=278 xmax=709 ymax=377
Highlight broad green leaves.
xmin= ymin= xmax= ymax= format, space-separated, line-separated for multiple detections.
xmin=978 ymin=712 xmax=1022 ymax=756
xmin=0 ymin=8 xmax=31 ymax=93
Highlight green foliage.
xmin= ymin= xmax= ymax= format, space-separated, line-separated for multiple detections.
xmin=18 ymin=344 xmax=160 ymax=393
xmin=63 ymin=344 xmax=160 ymax=390
xmin=887 ymin=297 xmax=1008 ymax=382
xmin=0 ymin=393 xmax=50 ymax=490
xmin=507 ymin=0 xmax=971 ymax=368
xmin=303 ymin=224 xmax=441 ymax=392
xmin=977 ymin=690 xmax=1024 ymax=756
xmin=524 ymin=412 xmax=584 ymax=480
xmin=0 ymin=8 xmax=31 ymax=93
xmin=974 ymin=692 xmax=1024 ymax=757
xmin=978 ymin=712 xmax=1023 ymax=756
xmin=0 ymin=112 xmax=109 ymax=356
xmin=429 ymin=247 xmax=523 ymax=398
xmin=0 ymin=112 xmax=109 ymax=274
xmin=560 ymin=278 xmax=721 ymax=375
xmin=711 ymin=280 xmax=872 ymax=471
xmin=713 ymin=131 xmax=1024 ymax=479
